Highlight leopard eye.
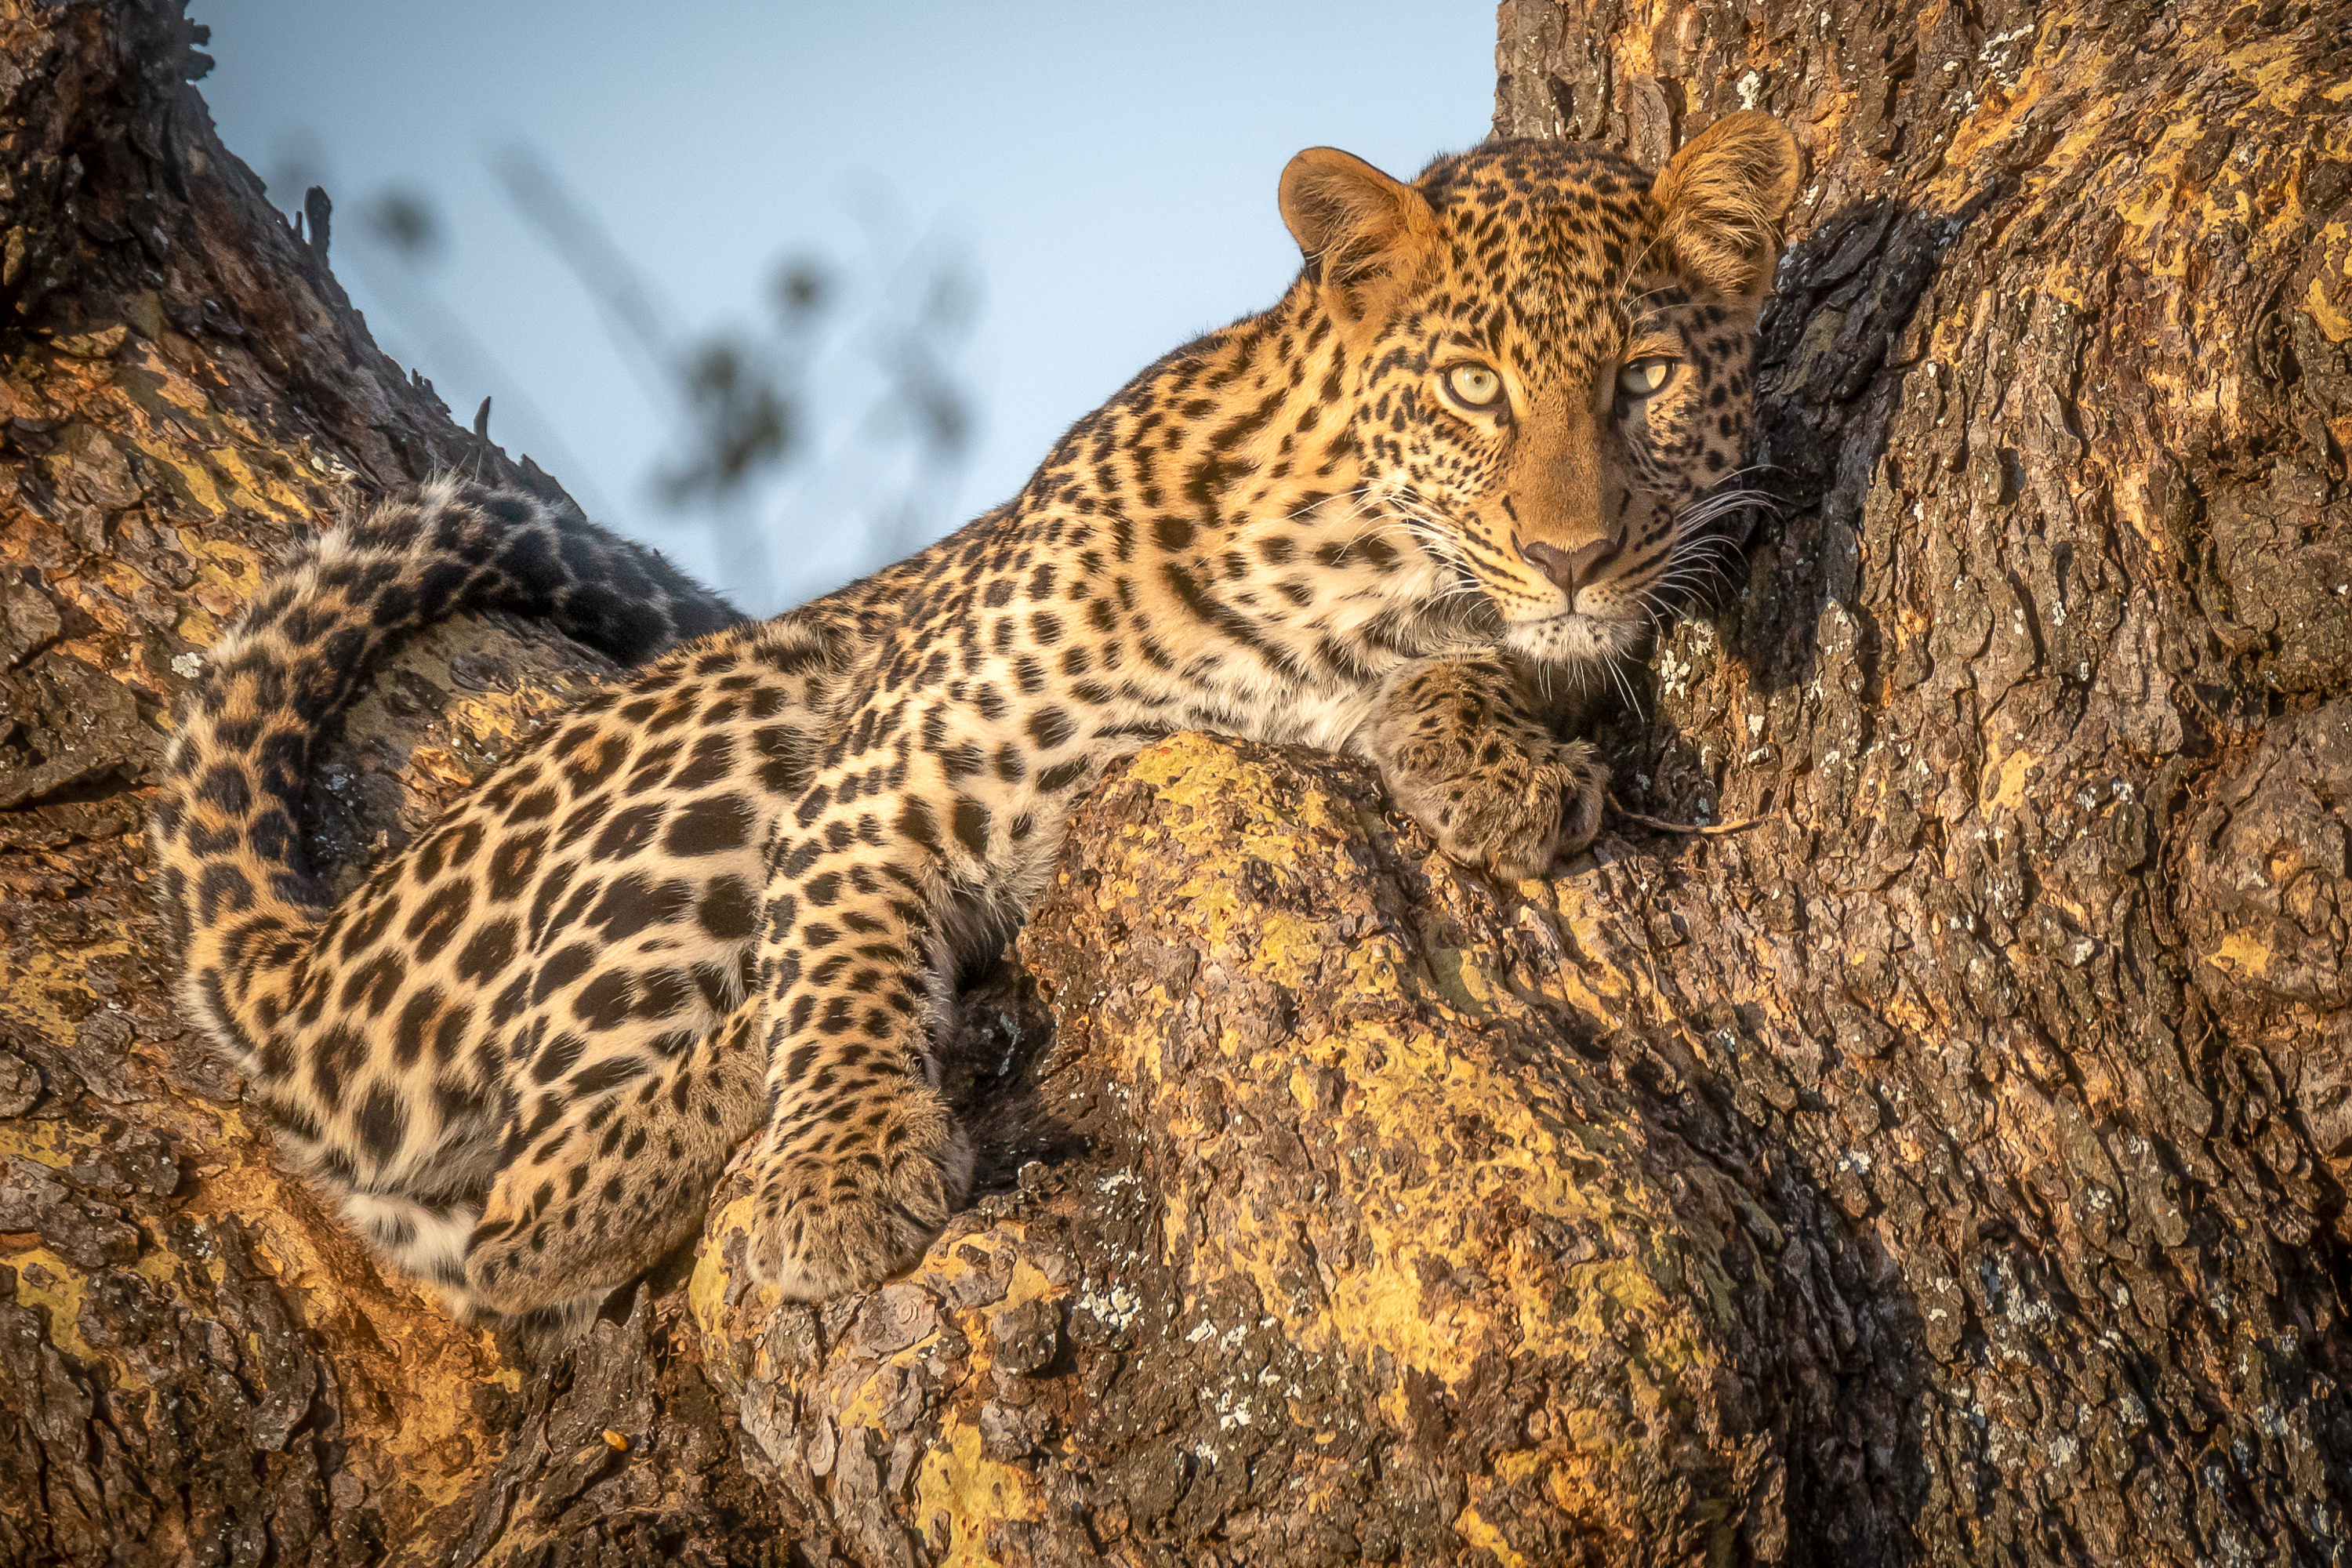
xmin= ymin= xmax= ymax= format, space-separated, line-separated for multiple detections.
xmin=1443 ymin=363 xmax=1504 ymax=410
xmin=1617 ymin=358 xmax=1675 ymax=400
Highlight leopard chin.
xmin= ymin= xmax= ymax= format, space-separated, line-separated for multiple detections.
xmin=1503 ymin=608 xmax=1653 ymax=669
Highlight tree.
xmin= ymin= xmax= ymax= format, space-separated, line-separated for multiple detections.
xmin=0 ymin=2 xmax=2343 ymax=1566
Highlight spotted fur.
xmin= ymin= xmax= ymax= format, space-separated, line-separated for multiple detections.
xmin=156 ymin=117 xmax=1798 ymax=1318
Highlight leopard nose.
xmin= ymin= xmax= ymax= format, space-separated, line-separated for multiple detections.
xmin=1519 ymin=539 xmax=1617 ymax=598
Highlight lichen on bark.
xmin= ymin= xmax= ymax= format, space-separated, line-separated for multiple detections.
xmin=1495 ymin=0 xmax=2352 ymax=1561
xmin=694 ymin=733 xmax=1847 ymax=1565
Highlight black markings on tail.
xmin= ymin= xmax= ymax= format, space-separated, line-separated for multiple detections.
xmin=157 ymin=479 xmax=746 ymax=1022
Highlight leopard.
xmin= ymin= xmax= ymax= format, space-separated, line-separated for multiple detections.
xmin=153 ymin=113 xmax=1799 ymax=1325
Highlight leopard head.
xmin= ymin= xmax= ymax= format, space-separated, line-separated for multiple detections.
xmin=1279 ymin=114 xmax=1799 ymax=669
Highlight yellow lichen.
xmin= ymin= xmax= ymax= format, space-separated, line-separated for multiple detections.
xmin=1111 ymin=737 xmax=1730 ymax=1472
xmin=0 ymin=1118 xmax=106 ymax=1171
xmin=1454 ymin=1486 xmax=1532 ymax=1568
xmin=677 ymin=734 xmax=1753 ymax=1550
xmin=138 ymin=440 xmax=227 ymax=516
xmin=1983 ymin=744 xmax=2036 ymax=816
xmin=2207 ymin=931 xmax=2273 ymax=978
xmin=1 ymin=940 xmax=133 ymax=1041
xmin=2304 ymin=274 xmax=2350 ymax=343
xmin=915 ymin=1420 xmax=1046 ymax=1566
xmin=6 ymin=1245 xmax=101 ymax=1370
xmin=685 ymin=1192 xmax=757 ymax=1337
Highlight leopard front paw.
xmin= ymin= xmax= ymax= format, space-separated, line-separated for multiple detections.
xmin=746 ymin=1089 xmax=974 ymax=1300
xmin=1382 ymin=735 xmax=1609 ymax=881
xmin=1552 ymin=739 xmax=1609 ymax=866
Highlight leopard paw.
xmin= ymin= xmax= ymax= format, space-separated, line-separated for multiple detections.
xmin=1385 ymin=735 xmax=1609 ymax=882
xmin=746 ymin=1089 xmax=974 ymax=1299
xmin=1550 ymin=739 xmax=1609 ymax=865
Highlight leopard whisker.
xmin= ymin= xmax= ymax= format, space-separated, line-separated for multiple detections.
xmin=1632 ymin=586 xmax=1680 ymax=626
xmin=1281 ymin=483 xmax=1377 ymax=527
xmin=1606 ymin=655 xmax=1645 ymax=722
xmin=1655 ymin=566 xmax=1734 ymax=601
xmin=1661 ymin=540 xmax=1740 ymax=575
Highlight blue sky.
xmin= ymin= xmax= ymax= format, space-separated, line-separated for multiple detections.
xmin=198 ymin=2 xmax=1497 ymax=612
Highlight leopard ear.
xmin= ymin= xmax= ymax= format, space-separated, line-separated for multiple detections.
xmin=1650 ymin=112 xmax=1800 ymax=297
xmin=1279 ymin=147 xmax=1436 ymax=301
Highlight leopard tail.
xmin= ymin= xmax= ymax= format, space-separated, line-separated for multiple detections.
xmin=151 ymin=476 xmax=742 ymax=1077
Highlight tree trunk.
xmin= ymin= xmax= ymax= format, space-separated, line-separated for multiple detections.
xmin=1487 ymin=0 xmax=2352 ymax=1562
xmin=2 ymin=0 xmax=2345 ymax=1566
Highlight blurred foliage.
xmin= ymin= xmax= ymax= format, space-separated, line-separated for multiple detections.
xmin=362 ymin=188 xmax=442 ymax=263
xmin=652 ymin=257 xmax=827 ymax=510
xmin=495 ymin=145 xmax=977 ymax=601
xmin=267 ymin=136 xmax=978 ymax=610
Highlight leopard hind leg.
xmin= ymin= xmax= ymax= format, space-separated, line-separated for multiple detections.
xmin=461 ymin=1011 xmax=765 ymax=1318
xmin=261 ymin=1094 xmax=495 ymax=1315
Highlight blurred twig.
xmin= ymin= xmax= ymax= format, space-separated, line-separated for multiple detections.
xmin=270 ymin=148 xmax=620 ymax=521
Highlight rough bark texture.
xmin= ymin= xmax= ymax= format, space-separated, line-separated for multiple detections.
xmin=2 ymin=0 xmax=2347 ymax=1564
xmin=690 ymin=733 xmax=1831 ymax=1566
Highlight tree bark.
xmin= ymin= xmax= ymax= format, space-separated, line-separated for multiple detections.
xmin=2 ymin=0 xmax=2346 ymax=1565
